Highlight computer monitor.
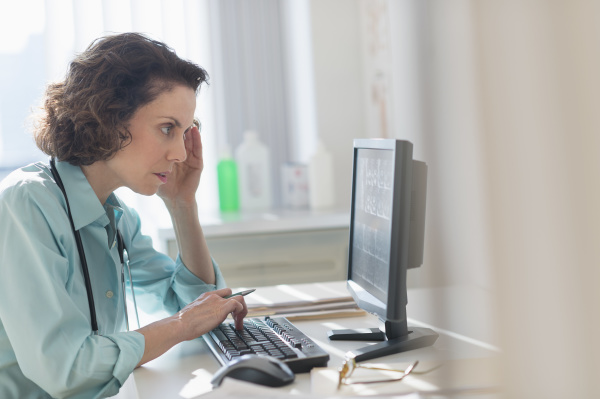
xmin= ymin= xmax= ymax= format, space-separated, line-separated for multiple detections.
xmin=328 ymin=139 xmax=438 ymax=362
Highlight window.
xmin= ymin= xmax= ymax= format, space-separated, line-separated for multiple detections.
xmin=0 ymin=0 xmax=317 ymax=240
xmin=0 ymin=1 xmax=220 ymax=230
xmin=0 ymin=0 xmax=46 ymax=180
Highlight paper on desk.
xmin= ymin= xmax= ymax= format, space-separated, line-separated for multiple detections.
xmin=247 ymin=301 xmax=362 ymax=318
xmin=198 ymin=378 xmax=423 ymax=399
xmin=231 ymin=281 xmax=367 ymax=320
xmin=311 ymin=357 xmax=501 ymax=397
xmin=284 ymin=308 xmax=366 ymax=321
xmin=241 ymin=281 xmax=351 ymax=307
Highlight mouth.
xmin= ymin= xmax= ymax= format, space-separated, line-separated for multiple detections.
xmin=154 ymin=172 xmax=169 ymax=184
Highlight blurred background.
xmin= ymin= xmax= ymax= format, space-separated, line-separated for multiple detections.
xmin=1 ymin=0 xmax=599 ymax=397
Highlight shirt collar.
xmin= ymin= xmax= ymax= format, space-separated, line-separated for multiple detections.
xmin=104 ymin=194 xmax=124 ymax=248
xmin=53 ymin=160 xmax=107 ymax=231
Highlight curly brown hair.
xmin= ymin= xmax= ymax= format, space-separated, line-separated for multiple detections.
xmin=34 ymin=32 xmax=209 ymax=166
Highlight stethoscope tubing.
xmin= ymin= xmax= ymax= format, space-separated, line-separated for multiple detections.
xmin=49 ymin=158 xmax=100 ymax=334
xmin=50 ymin=158 xmax=140 ymax=334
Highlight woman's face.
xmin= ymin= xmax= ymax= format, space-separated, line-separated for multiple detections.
xmin=104 ymin=84 xmax=197 ymax=196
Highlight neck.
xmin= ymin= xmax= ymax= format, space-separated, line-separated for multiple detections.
xmin=80 ymin=162 xmax=119 ymax=204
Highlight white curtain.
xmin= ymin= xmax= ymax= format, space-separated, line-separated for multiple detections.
xmin=476 ymin=1 xmax=600 ymax=397
xmin=382 ymin=0 xmax=600 ymax=396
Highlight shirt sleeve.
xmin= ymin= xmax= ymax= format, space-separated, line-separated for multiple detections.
xmin=0 ymin=183 xmax=146 ymax=399
xmin=118 ymin=203 xmax=227 ymax=316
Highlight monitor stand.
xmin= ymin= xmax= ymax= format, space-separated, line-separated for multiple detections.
xmin=328 ymin=321 xmax=439 ymax=362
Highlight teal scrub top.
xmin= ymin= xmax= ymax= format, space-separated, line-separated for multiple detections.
xmin=0 ymin=160 xmax=226 ymax=399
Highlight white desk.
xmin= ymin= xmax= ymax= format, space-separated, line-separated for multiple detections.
xmin=132 ymin=283 xmax=500 ymax=398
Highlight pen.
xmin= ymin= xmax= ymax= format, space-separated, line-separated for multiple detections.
xmin=224 ymin=289 xmax=256 ymax=299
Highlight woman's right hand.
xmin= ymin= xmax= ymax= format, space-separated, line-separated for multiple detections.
xmin=135 ymin=288 xmax=248 ymax=367
xmin=176 ymin=288 xmax=248 ymax=341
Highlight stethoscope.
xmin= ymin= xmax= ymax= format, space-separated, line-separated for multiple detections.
xmin=49 ymin=158 xmax=139 ymax=335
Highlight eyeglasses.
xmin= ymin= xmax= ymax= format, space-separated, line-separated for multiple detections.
xmin=337 ymin=357 xmax=435 ymax=389
xmin=193 ymin=118 xmax=201 ymax=131
xmin=184 ymin=118 xmax=201 ymax=141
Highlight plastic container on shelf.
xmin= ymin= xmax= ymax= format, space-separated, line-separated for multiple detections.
xmin=235 ymin=130 xmax=272 ymax=210
xmin=308 ymin=140 xmax=335 ymax=209
xmin=217 ymin=145 xmax=239 ymax=212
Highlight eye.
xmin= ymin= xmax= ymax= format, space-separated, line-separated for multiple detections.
xmin=161 ymin=126 xmax=173 ymax=135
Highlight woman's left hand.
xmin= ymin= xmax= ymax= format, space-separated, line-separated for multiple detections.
xmin=157 ymin=124 xmax=202 ymax=206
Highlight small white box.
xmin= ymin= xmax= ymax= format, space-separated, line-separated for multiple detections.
xmin=281 ymin=163 xmax=309 ymax=209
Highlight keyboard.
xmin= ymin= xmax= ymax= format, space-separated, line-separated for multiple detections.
xmin=203 ymin=316 xmax=330 ymax=373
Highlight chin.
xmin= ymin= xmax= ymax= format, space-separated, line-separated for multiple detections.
xmin=132 ymin=186 xmax=160 ymax=197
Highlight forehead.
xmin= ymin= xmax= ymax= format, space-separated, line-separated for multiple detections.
xmin=134 ymin=85 xmax=196 ymax=122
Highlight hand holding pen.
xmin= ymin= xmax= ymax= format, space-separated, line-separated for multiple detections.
xmin=223 ymin=289 xmax=255 ymax=330
xmin=225 ymin=289 xmax=256 ymax=299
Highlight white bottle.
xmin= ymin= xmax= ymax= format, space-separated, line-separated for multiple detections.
xmin=235 ymin=130 xmax=272 ymax=210
xmin=308 ymin=140 xmax=335 ymax=209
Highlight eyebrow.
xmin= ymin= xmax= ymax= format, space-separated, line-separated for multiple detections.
xmin=161 ymin=117 xmax=182 ymax=128
xmin=161 ymin=117 xmax=195 ymax=131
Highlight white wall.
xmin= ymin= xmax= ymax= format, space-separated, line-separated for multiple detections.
xmin=306 ymin=0 xmax=366 ymax=212
xmin=306 ymin=0 xmax=493 ymax=290
xmin=387 ymin=0 xmax=493 ymax=290
xmin=303 ymin=0 xmax=486 ymax=287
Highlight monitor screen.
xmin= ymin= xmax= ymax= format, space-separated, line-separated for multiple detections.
xmin=350 ymin=147 xmax=395 ymax=305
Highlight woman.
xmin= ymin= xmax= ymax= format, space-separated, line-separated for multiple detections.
xmin=0 ymin=33 xmax=247 ymax=398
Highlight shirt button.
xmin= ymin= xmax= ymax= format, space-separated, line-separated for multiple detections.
xmin=106 ymin=290 xmax=114 ymax=298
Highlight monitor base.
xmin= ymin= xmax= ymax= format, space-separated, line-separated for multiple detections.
xmin=327 ymin=328 xmax=386 ymax=341
xmin=346 ymin=327 xmax=439 ymax=362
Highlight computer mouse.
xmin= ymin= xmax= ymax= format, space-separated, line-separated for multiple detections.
xmin=211 ymin=355 xmax=295 ymax=388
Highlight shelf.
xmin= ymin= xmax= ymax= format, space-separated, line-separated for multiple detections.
xmin=158 ymin=208 xmax=350 ymax=240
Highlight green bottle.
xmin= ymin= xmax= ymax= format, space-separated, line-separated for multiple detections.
xmin=217 ymin=147 xmax=239 ymax=212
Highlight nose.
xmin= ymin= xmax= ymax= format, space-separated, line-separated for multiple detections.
xmin=167 ymin=135 xmax=187 ymax=163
